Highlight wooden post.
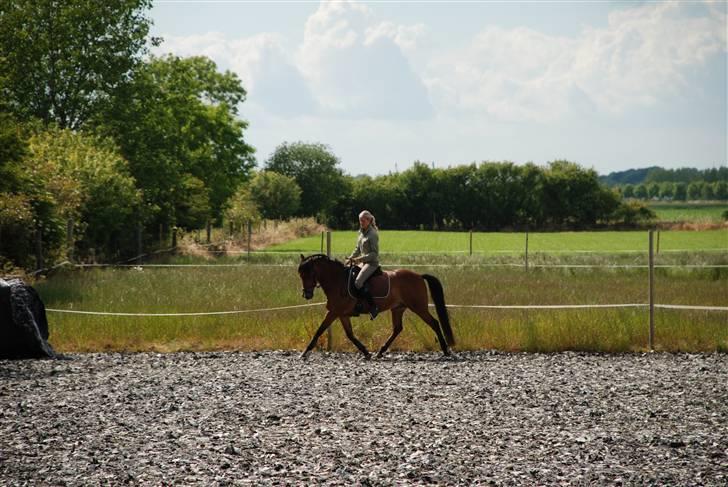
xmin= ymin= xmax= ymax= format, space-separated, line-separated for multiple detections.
xmin=656 ymin=230 xmax=661 ymax=255
xmin=524 ymin=230 xmax=529 ymax=272
xmin=172 ymin=227 xmax=177 ymax=249
xmin=229 ymin=221 xmax=234 ymax=239
xmin=66 ymin=218 xmax=74 ymax=262
xmin=321 ymin=231 xmax=324 ymax=254
xmin=159 ymin=224 xmax=163 ymax=248
xmin=648 ymin=229 xmax=655 ymax=351
xmin=326 ymin=231 xmax=333 ymax=351
xmin=469 ymin=230 xmax=473 ymax=256
xmin=206 ymin=220 xmax=211 ymax=244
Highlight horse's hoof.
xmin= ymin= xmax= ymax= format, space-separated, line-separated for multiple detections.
xmin=362 ymin=353 xmax=371 ymax=361
xmin=300 ymin=352 xmax=309 ymax=360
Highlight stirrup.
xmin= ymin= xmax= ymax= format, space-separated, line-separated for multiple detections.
xmin=369 ymin=306 xmax=379 ymax=320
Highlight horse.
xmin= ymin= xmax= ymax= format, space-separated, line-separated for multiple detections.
xmin=297 ymin=254 xmax=455 ymax=359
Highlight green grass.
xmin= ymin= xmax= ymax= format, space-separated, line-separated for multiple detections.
xmin=268 ymin=229 xmax=728 ymax=255
xmin=36 ymin=261 xmax=728 ymax=354
xmin=648 ymin=202 xmax=728 ymax=223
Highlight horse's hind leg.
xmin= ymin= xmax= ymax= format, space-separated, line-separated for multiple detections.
xmin=410 ymin=303 xmax=450 ymax=356
xmin=340 ymin=316 xmax=371 ymax=360
xmin=376 ymin=306 xmax=405 ymax=358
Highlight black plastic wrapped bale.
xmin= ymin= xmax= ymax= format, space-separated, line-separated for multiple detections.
xmin=0 ymin=278 xmax=57 ymax=359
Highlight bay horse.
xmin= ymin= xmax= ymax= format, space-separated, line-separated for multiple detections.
xmin=297 ymin=254 xmax=454 ymax=359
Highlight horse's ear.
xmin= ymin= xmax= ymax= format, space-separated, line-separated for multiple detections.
xmin=300 ymin=254 xmax=305 ymax=261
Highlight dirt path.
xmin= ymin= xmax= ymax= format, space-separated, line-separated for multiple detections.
xmin=1 ymin=351 xmax=726 ymax=485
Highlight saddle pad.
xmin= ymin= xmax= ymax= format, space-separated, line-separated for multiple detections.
xmin=347 ymin=269 xmax=390 ymax=300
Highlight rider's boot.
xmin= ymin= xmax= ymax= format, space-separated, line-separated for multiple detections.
xmin=361 ymin=285 xmax=379 ymax=320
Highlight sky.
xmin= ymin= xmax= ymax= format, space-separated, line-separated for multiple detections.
xmin=150 ymin=0 xmax=728 ymax=176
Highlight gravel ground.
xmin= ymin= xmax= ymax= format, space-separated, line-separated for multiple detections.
xmin=1 ymin=351 xmax=726 ymax=486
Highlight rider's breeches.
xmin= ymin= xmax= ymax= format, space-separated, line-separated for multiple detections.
xmin=355 ymin=263 xmax=377 ymax=289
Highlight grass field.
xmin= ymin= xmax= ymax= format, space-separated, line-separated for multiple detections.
xmin=37 ymin=256 xmax=728 ymax=354
xmin=648 ymin=202 xmax=728 ymax=223
xmin=267 ymin=229 xmax=727 ymax=255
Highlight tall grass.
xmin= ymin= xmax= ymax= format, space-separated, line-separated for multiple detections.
xmin=37 ymin=261 xmax=727 ymax=354
xmin=648 ymin=203 xmax=728 ymax=223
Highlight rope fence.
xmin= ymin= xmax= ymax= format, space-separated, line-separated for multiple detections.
xmin=45 ymin=301 xmax=728 ymax=317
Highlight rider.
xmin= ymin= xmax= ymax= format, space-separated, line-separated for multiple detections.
xmin=345 ymin=210 xmax=380 ymax=319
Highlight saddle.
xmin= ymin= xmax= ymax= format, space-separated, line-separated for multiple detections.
xmin=346 ymin=265 xmax=390 ymax=300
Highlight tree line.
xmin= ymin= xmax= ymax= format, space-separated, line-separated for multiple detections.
xmin=0 ymin=0 xmax=707 ymax=272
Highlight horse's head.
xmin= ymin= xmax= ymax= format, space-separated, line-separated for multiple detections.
xmin=298 ymin=254 xmax=320 ymax=299
xmin=298 ymin=253 xmax=345 ymax=299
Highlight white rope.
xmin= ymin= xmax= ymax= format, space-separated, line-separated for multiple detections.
xmin=436 ymin=303 xmax=648 ymax=309
xmin=45 ymin=301 xmax=728 ymax=317
xmin=655 ymin=304 xmax=728 ymax=312
xmin=46 ymin=302 xmax=325 ymax=317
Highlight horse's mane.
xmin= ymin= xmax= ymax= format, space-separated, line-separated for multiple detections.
xmin=298 ymin=254 xmax=345 ymax=271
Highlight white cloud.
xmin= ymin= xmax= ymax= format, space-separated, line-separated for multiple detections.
xmin=426 ymin=1 xmax=726 ymax=122
xmin=297 ymin=1 xmax=433 ymax=119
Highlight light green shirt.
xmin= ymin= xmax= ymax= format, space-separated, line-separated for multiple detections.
xmin=349 ymin=226 xmax=379 ymax=266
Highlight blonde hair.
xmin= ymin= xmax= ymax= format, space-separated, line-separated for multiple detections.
xmin=358 ymin=210 xmax=377 ymax=229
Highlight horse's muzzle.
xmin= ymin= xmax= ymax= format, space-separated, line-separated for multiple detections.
xmin=302 ymin=288 xmax=314 ymax=300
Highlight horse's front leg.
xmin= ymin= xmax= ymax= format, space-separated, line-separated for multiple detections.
xmin=301 ymin=310 xmax=337 ymax=359
xmin=339 ymin=316 xmax=370 ymax=360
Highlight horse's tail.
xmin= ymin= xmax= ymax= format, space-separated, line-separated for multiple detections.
xmin=422 ymin=274 xmax=455 ymax=346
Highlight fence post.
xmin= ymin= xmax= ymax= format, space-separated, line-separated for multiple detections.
xmin=321 ymin=231 xmax=324 ymax=253
xmin=206 ymin=220 xmax=211 ymax=244
xmin=469 ymin=230 xmax=473 ymax=256
xmin=326 ymin=231 xmax=333 ymax=351
xmin=159 ymin=224 xmax=163 ymax=248
xmin=656 ymin=230 xmax=661 ymax=255
xmin=648 ymin=229 xmax=655 ymax=351
xmin=172 ymin=227 xmax=177 ymax=249
xmin=524 ymin=230 xmax=529 ymax=272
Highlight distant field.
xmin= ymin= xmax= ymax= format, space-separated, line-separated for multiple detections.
xmin=268 ymin=229 xmax=728 ymax=255
xmin=648 ymin=203 xmax=728 ymax=223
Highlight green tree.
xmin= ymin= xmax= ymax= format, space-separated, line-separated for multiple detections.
xmin=714 ymin=181 xmax=728 ymax=200
xmin=659 ymin=182 xmax=674 ymax=200
xmin=701 ymin=183 xmax=715 ymax=201
xmin=634 ymin=184 xmax=648 ymax=199
xmin=687 ymin=181 xmax=703 ymax=201
xmin=224 ymin=186 xmax=261 ymax=230
xmin=674 ymin=182 xmax=687 ymax=201
xmin=265 ymin=142 xmax=345 ymax=219
xmin=248 ymin=171 xmax=301 ymax=220
xmin=25 ymin=128 xmax=140 ymax=260
xmin=622 ymin=184 xmax=635 ymax=198
xmin=97 ymin=55 xmax=255 ymax=229
xmin=0 ymin=0 xmax=155 ymax=129
xmin=647 ymin=183 xmax=660 ymax=199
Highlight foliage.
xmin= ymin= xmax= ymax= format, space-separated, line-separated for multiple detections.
xmin=0 ymin=0 xmax=154 ymax=129
xmin=96 ymin=54 xmax=256 ymax=228
xmin=224 ymin=186 xmax=261 ymax=229
xmin=265 ymin=142 xmax=346 ymax=220
xmin=611 ymin=201 xmax=656 ymax=225
xmin=248 ymin=171 xmax=302 ymax=220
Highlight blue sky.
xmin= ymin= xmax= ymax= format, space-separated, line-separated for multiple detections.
xmin=150 ymin=1 xmax=727 ymax=176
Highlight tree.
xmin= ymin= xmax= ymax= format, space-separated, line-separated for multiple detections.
xmin=647 ymin=183 xmax=660 ymax=199
xmin=714 ymin=181 xmax=728 ymax=200
xmin=634 ymin=184 xmax=648 ymax=199
xmin=687 ymin=182 xmax=703 ymax=201
xmin=659 ymin=182 xmax=674 ymax=200
xmin=248 ymin=171 xmax=301 ymax=220
xmin=701 ymin=183 xmax=715 ymax=201
xmin=622 ymin=184 xmax=635 ymax=198
xmin=225 ymin=186 xmax=261 ymax=230
xmin=265 ymin=142 xmax=345 ymax=219
xmin=674 ymin=182 xmax=687 ymax=201
xmin=24 ymin=128 xmax=140 ymax=260
xmin=97 ymin=55 xmax=255 ymax=229
xmin=0 ymin=0 xmax=155 ymax=129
